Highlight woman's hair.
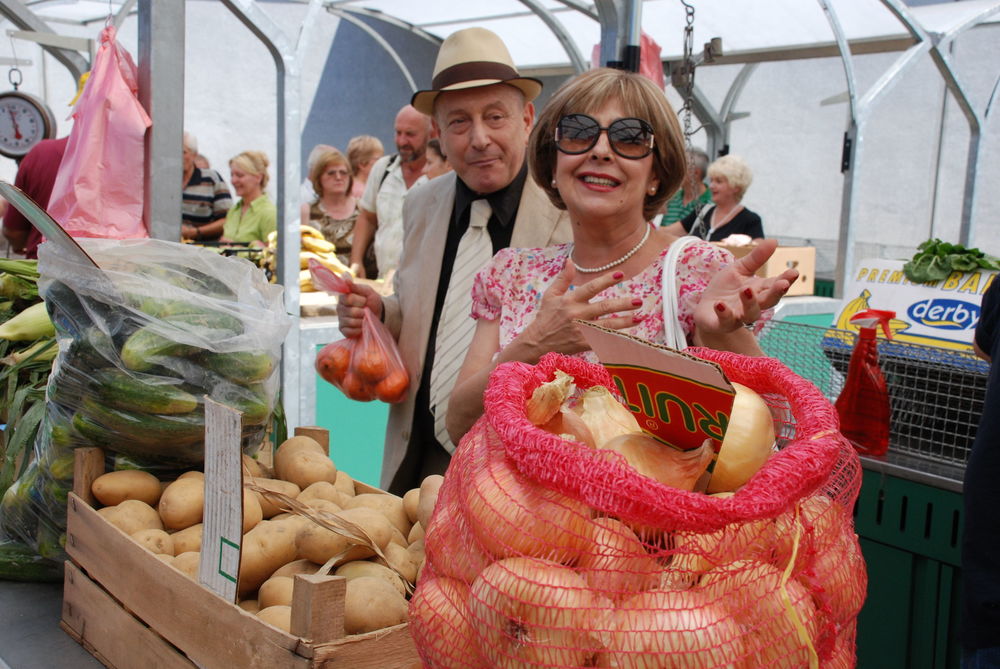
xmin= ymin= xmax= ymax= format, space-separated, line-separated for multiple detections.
xmin=529 ymin=68 xmax=687 ymax=221
xmin=427 ymin=138 xmax=445 ymax=161
xmin=309 ymin=149 xmax=353 ymax=198
xmin=707 ymin=154 xmax=753 ymax=200
xmin=346 ymin=135 xmax=385 ymax=176
xmin=230 ymin=150 xmax=270 ymax=190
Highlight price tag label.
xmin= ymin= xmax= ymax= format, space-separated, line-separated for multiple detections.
xmin=198 ymin=398 xmax=244 ymax=602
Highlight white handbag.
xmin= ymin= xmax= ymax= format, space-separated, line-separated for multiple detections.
xmin=660 ymin=236 xmax=701 ymax=350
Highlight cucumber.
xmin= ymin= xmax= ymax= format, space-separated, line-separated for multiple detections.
xmin=94 ymin=368 xmax=199 ymax=414
xmin=74 ymin=398 xmax=205 ymax=464
xmin=120 ymin=312 xmax=244 ymax=372
xmin=0 ymin=541 xmax=63 ymax=582
xmin=209 ymin=382 xmax=270 ymax=425
xmin=201 ymin=350 xmax=275 ymax=384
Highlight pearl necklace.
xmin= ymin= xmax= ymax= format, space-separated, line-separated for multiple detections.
xmin=570 ymin=224 xmax=651 ymax=273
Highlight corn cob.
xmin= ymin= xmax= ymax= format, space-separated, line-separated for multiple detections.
xmin=0 ymin=302 xmax=55 ymax=341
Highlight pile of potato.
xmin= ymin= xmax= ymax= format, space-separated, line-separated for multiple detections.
xmin=90 ymin=434 xmax=443 ymax=636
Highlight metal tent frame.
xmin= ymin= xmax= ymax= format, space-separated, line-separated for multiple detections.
xmin=0 ymin=0 xmax=998 ymax=428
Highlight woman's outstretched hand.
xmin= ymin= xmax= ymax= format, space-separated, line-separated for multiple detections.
xmin=513 ymin=259 xmax=642 ymax=358
xmin=695 ymin=239 xmax=798 ymax=335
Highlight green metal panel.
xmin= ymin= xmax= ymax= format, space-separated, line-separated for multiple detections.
xmin=854 ymin=470 xmax=963 ymax=566
xmin=855 ymin=470 xmax=964 ymax=669
xmin=857 ymin=539 xmax=914 ymax=669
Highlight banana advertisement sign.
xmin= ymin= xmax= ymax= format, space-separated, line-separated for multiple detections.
xmin=832 ymin=258 xmax=997 ymax=353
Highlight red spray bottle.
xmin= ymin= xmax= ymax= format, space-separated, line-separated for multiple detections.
xmin=835 ymin=309 xmax=894 ymax=457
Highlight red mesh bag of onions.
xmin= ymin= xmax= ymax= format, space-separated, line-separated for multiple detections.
xmin=410 ymin=351 xmax=866 ymax=669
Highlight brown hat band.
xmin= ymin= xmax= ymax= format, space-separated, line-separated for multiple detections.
xmin=432 ymin=61 xmax=521 ymax=90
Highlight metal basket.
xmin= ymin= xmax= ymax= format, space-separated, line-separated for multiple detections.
xmin=756 ymin=319 xmax=988 ymax=470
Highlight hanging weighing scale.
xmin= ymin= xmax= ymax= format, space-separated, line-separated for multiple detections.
xmin=0 ymin=65 xmax=57 ymax=160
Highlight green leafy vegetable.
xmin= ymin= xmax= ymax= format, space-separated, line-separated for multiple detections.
xmin=903 ymin=238 xmax=1000 ymax=282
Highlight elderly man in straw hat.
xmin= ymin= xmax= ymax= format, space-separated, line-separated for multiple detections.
xmin=337 ymin=27 xmax=571 ymax=494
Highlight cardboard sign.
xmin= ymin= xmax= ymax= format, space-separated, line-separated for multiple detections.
xmin=834 ymin=258 xmax=998 ymax=352
xmin=578 ymin=321 xmax=735 ymax=451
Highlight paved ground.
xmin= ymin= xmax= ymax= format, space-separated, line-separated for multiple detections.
xmin=0 ymin=580 xmax=101 ymax=669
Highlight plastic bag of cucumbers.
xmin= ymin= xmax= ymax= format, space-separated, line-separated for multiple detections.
xmin=0 ymin=238 xmax=291 ymax=560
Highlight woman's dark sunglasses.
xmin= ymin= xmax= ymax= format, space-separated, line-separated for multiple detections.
xmin=554 ymin=113 xmax=655 ymax=159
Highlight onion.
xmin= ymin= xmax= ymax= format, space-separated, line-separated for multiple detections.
xmin=572 ymin=385 xmax=642 ymax=448
xmin=603 ymin=588 xmax=746 ymax=668
xmin=409 ymin=576 xmax=483 ymax=668
xmin=706 ymin=382 xmax=776 ymax=493
xmin=539 ymin=407 xmax=597 ymax=448
xmin=599 ymin=432 xmax=713 ymax=491
xmin=468 ymin=557 xmax=605 ymax=669
xmin=576 ymin=517 xmax=662 ymax=601
xmin=701 ymin=560 xmax=820 ymax=669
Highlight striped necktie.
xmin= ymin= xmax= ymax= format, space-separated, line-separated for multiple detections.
xmin=429 ymin=198 xmax=493 ymax=453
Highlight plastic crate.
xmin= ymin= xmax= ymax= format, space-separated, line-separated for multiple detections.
xmin=757 ymin=319 xmax=987 ymax=470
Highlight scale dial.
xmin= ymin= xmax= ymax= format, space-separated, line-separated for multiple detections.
xmin=0 ymin=91 xmax=57 ymax=159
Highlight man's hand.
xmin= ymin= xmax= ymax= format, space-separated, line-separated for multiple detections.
xmin=336 ymin=273 xmax=384 ymax=338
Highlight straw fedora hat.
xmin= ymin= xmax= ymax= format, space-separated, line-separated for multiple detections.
xmin=411 ymin=28 xmax=542 ymax=115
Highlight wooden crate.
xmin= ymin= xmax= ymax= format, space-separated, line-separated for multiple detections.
xmin=61 ymin=444 xmax=421 ymax=669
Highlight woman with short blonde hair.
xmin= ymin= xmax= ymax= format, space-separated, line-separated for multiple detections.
xmin=222 ymin=150 xmax=276 ymax=244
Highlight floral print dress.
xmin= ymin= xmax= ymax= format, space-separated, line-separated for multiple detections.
xmin=471 ymin=238 xmax=734 ymax=364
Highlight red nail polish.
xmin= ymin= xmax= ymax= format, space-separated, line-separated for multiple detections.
xmin=613 ymin=271 xmax=625 ymax=280
xmin=632 ymin=298 xmax=642 ymax=306
xmin=633 ymin=314 xmax=645 ymax=323
xmin=743 ymin=288 xmax=753 ymax=299
xmin=715 ymin=303 xmax=725 ymax=312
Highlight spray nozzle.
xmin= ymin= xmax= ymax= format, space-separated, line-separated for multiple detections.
xmin=850 ymin=309 xmax=895 ymax=340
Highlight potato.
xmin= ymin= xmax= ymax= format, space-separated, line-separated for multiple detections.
xmin=243 ymin=488 xmax=263 ymax=534
xmin=416 ymin=474 xmax=444 ymax=529
xmin=256 ymin=605 xmax=292 ymax=633
xmin=258 ymin=575 xmax=295 ymax=608
xmin=158 ymin=478 xmax=204 ymax=530
xmin=407 ymin=522 xmax=424 ymax=544
xmin=239 ymin=520 xmax=299 ymax=597
xmin=295 ymin=507 xmax=394 ymax=565
xmin=402 ymin=487 xmax=420 ymax=524
xmin=272 ymin=558 xmax=322 ymax=579
xmin=335 ymin=560 xmax=406 ymax=596
xmin=155 ymin=553 xmax=174 ymax=564
xmin=334 ymin=470 xmax=355 ymax=498
xmin=102 ymin=500 xmax=164 ymax=535
xmin=274 ymin=436 xmax=325 ymax=481
xmin=242 ymin=453 xmax=272 ymax=479
xmin=276 ymin=450 xmax=337 ymax=490
xmin=238 ymin=599 xmax=260 ymax=614
xmin=343 ymin=577 xmax=408 ymax=634
xmin=344 ymin=493 xmax=411 ymax=537
xmin=131 ymin=528 xmax=174 ymax=555
xmin=298 ymin=481 xmax=346 ymax=507
xmin=171 ymin=523 xmax=203 ymax=555
xmin=92 ymin=470 xmax=162 ymax=507
xmin=373 ymin=542 xmax=419 ymax=586
xmin=178 ymin=471 xmax=204 ymax=481
xmin=250 ymin=478 xmax=301 ymax=518
xmin=173 ymin=551 xmax=200 ymax=579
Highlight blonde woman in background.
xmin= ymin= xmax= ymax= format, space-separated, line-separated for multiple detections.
xmin=347 ymin=135 xmax=385 ymax=199
xmin=663 ymin=154 xmax=763 ymax=242
xmin=301 ymin=148 xmax=365 ymax=269
xmin=222 ymin=150 xmax=276 ymax=245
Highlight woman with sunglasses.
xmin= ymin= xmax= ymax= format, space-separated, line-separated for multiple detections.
xmin=301 ymin=148 xmax=361 ymax=268
xmin=444 ymin=68 xmax=797 ymax=443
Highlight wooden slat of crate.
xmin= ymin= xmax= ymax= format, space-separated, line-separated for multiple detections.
xmin=66 ymin=492 xmax=311 ymax=669
xmin=61 ymin=560 xmax=197 ymax=669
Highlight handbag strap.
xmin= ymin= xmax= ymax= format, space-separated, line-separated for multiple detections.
xmin=661 ymin=236 xmax=701 ymax=350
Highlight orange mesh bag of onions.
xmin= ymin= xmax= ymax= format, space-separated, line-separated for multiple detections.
xmin=410 ymin=351 xmax=867 ymax=669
